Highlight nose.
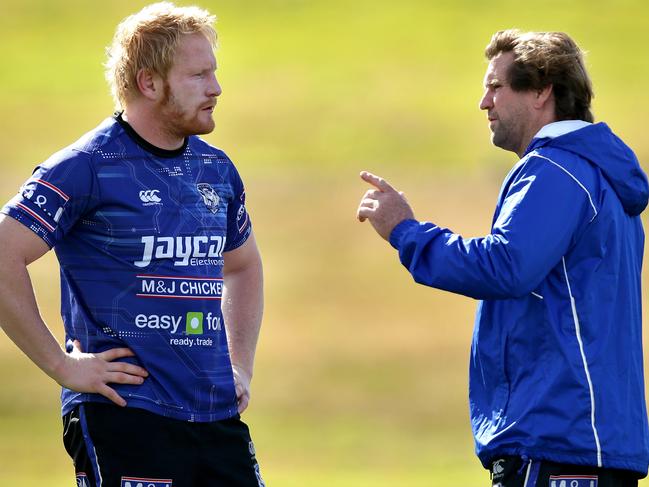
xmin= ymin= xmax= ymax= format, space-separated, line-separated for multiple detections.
xmin=208 ymin=72 xmax=222 ymax=98
xmin=479 ymin=89 xmax=492 ymax=111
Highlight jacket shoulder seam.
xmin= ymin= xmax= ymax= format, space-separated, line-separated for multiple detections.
xmin=531 ymin=154 xmax=598 ymax=222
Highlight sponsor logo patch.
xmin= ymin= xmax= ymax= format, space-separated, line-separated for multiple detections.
xmin=134 ymin=311 xmax=221 ymax=334
xmin=133 ymin=311 xmax=220 ymax=348
xmin=236 ymin=204 xmax=248 ymax=233
xmin=139 ymin=189 xmax=163 ymax=206
xmin=121 ymin=477 xmax=173 ymax=487
xmin=18 ymin=178 xmax=69 ymax=232
xmin=136 ymin=275 xmax=223 ymax=300
xmin=491 ymin=458 xmax=505 ymax=480
xmin=236 ymin=190 xmax=249 ymax=233
xmin=76 ymin=472 xmax=90 ymax=487
xmin=134 ymin=235 xmax=226 ymax=268
xmin=157 ymin=166 xmax=184 ymax=177
xmin=186 ymin=311 xmax=204 ymax=334
xmin=549 ymin=475 xmax=598 ymax=487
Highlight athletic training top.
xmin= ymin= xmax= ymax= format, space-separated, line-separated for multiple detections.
xmin=2 ymin=114 xmax=252 ymax=422
xmin=389 ymin=121 xmax=649 ymax=475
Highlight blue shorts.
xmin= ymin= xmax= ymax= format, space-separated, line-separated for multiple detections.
xmin=63 ymin=402 xmax=265 ymax=487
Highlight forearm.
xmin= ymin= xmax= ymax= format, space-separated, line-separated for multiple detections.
xmin=390 ymin=220 xmax=524 ymax=299
xmin=0 ymin=212 xmax=147 ymax=406
xmin=222 ymin=253 xmax=263 ymax=378
xmin=0 ymin=255 xmax=66 ymax=381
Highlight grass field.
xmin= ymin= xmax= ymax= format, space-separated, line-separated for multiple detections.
xmin=1 ymin=1 xmax=649 ymax=486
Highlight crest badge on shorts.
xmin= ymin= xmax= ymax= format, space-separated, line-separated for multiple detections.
xmin=197 ymin=183 xmax=220 ymax=213
xmin=76 ymin=473 xmax=90 ymax=487
xmin=549 ymin=475 xmax=598 ymax=487
xmin=120 ymin=477 xmax=173 ymax=487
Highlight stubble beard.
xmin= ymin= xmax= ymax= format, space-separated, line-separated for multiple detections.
xmin=159 ymin=81 xmax=215 ymax=139
xmin=491 ymin=117 xmax=522 ymax=155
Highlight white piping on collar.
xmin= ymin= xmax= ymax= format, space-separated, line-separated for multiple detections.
xmin=533 ymin=120 xmax=592 ymax=140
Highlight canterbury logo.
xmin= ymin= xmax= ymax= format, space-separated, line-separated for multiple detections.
xmin=493 ymin=459 xmax=505 ymax=475
xmin=139 ymin=190 xmax=162 ymax=203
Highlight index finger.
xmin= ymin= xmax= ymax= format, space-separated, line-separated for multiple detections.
xmin=360 ymin=171 xmax=394 ymax=192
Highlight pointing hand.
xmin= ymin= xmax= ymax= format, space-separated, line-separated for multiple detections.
xmin=357 ymin=171 xmax=415 ymax=240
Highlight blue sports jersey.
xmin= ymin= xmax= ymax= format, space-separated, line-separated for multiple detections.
xmin=2 ymin=114 xmax=252 ymax=422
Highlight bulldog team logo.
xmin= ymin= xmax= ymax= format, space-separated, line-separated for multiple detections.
xmin=197 ymin=183 xmax=220 ymax=213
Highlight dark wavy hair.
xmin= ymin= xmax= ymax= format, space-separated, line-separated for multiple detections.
xmin=485 ymin=29 xmax=594 ymax=122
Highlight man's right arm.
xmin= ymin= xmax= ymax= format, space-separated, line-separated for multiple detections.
xmin=358 ymin=158 xmax=595 ymax=300
xmin=0 ymin=214 xmax=148 ymax=406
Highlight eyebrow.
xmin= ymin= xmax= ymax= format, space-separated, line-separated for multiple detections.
xmin=485 ymin=78 xmax=506 ymax=88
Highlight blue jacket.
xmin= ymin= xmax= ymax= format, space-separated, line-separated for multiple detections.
xmin=389 ymin=121 xmax=649 ymax=475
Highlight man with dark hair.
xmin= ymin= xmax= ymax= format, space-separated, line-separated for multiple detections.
xmin=484 ymin=30 xmax=594 ymax=124
xmin=0 ymin=3 xmax=265 ymax=486
xmin=357 ymin=29 xmax=649 ymax=486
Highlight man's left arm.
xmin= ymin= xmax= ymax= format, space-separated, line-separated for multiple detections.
xmin=222 ymin=232 xmax=263 ymax=414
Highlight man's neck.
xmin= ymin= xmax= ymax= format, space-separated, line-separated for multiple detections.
xmin=516 ymin=114 xmax=558 ymax=158
xmin=122 ymin=108 xmax=185 ymax=150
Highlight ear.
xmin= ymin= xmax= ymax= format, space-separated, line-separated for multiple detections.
xmin=533 ymin=84 xmax=554 ymax=110
xmin=135 ymin=68 xmax=164 ymax=101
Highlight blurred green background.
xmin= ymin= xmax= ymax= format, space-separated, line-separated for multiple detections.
xmin=1 ymin=0 xmax=648 ymax=485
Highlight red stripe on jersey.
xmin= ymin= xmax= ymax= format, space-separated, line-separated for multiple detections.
xmin=35 ymin=179 xmax=70 ymax=201
xmin=16 ymin=202 xmax=55 ymax=232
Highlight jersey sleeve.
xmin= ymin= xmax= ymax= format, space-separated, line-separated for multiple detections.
xmin=1 ymin=149 xmax=97 ymax=248
xmin=224 ymin=163 xmax=252 ymax=252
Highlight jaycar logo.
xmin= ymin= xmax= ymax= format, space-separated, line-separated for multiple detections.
xmin=134 ymin=235 xmax=226 ymax=267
